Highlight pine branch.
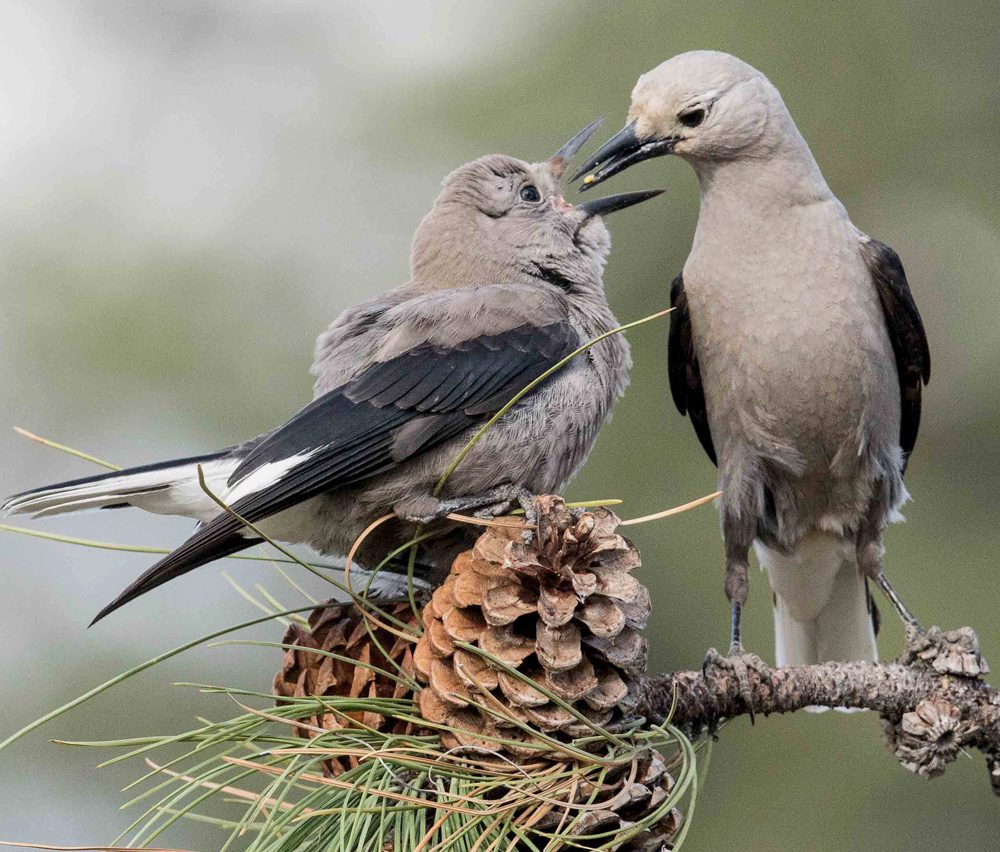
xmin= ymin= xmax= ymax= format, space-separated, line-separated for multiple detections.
xmin=635 ymin=625 xmax=1000 ymax=793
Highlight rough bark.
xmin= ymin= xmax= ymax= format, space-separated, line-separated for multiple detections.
xmin=634 ymin=625 xmax=1000 ymax=794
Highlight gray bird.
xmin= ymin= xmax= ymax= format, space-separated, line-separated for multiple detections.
xmin=3 ymin=120 xmax=662 ymax=625
xmin=575 ymin=52 xmax=930 ymax=674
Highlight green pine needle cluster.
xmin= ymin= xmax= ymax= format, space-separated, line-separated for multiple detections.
xmin=59 ymin=684 xmax=698 ymax=850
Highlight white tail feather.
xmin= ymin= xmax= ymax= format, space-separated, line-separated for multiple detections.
xmin=2 ymin=457 xmax=237 ymax=523
xmin=757 ymin=533 xmax=878 ymax=667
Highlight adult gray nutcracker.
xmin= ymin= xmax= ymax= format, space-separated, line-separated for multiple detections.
xmin=3 ymin=119 xmax=663 ymax=625
xmin=575 ymin=51 xmax=930 ymax=683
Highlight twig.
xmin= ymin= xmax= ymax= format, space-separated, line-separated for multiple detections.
xmin=635 ymin=625 xmax=1000 ymax=793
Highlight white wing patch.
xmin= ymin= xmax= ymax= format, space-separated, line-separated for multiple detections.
xmin=221 ymin=450 xmax=321 ymax=506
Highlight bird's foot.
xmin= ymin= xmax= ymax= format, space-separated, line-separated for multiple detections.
xmin=901 ymin=624 xmax=989 ymax=678
xmin=472 ymin=486 xmax=536 ymax=520
xmin=471 ymin=486 xmax=537 ymax=543
xmin=702 ymin=643 xmax=772 ymax=724
xmin=395 ymin=486 xmax=537 ymax=542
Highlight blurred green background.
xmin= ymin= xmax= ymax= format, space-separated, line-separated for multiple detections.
xmin=1 ymin=0 xmax=997 ymax=848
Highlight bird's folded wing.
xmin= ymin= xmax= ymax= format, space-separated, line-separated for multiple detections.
xmin=90 ymin=318 xmax=581 ymax=623
xmin=228 ymin=319 xmax=580 ymax=507
xmin=862 ymin=239 xmax=931 ymax=462
xmin=668 ymin=273 xmax=717 ymax=465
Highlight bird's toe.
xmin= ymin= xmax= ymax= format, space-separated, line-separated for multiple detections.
xmin=702 ymin=644 xmax=771 ymax=724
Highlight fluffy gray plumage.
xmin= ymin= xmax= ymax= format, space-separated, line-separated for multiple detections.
xmin=3 ymin=133 xmax=649 ymax=624
xmin=578 ymin=51 xmax=930 ymax=666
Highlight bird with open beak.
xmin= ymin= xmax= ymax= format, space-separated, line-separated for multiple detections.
xmin=3 ymin=120 xmax=663 ymax=625
xmin=575 ymin=51 xmax=930 ymax=701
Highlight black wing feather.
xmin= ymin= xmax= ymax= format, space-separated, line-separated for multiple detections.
xmin=668 ymin=274 xmax=717 ymax=466
xmin=862 ymin=239 xmax=931 ymax=462
xmin=91 ymin=321 xmax=579 ymax=624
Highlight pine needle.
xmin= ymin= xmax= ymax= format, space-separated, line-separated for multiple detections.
xmin=619 ymin=490 xmax=721 ymax=526
xmin=13 ymin=426 xmax=121 ymax=470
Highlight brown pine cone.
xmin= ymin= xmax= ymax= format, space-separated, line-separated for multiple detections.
xmin=414 ymin=495 xmax=651 ymax=754
xmin=536 ymin=748 xmax=682 ymax=850
xmin=273 ymin=600 xmax=418 ymax=749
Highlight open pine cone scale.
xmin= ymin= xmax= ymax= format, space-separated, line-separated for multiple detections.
xmin=414 ymin=496 xmax=651 ymax=752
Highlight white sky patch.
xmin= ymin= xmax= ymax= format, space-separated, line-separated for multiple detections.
xmin=0 ymin=1 xmax=529 ymax=249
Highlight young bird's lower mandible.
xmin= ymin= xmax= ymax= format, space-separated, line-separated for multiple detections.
xmin=3 ymin=121 xmax=664 ymax=625
xmin=578 ymin=51 xmax=931 ymax=705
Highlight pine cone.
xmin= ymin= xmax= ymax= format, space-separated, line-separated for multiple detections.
xmin=414 ymin=495 xmax=650 ymax=754
xmin=884 ymin=697 xmax=974 ymax=778
xmin=535 ymin=749 xmax=681 ymax=851
xmin=274 ymin=600 xmax=417 ymax=748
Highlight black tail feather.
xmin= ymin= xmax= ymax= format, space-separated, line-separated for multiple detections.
xmin=89 ymin=532 xmax=262 ymax=626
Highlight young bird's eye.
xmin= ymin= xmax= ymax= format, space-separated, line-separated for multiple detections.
xmin=520 ymin=185 xmax=542 ymax=203
xmin=679 ymin=108 xmax=706 ymax=128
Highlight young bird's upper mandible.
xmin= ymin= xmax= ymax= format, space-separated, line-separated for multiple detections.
xmin=3 ymin=121 xmax=664 ymax=625
xmin=577 ymin=51 xmax=931 ymax=685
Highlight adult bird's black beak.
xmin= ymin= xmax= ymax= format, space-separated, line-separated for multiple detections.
xmin=571 ymin=120 xmax=678 ymax=190
xmin=548 ymin=115 xmax=606 ymax=178
xmin=576 ymin=189 xmax=664 ymax=219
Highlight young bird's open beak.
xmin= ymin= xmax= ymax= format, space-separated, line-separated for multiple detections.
xmin=575 ymin=189 xmax=664 ymax=219
xmin=548 ymin=116 xmax=606 ymax=179
xmin=571 ymin=120 xmax=679 ymax=190
xmin=548 ymin=119 xmax=664 ymax=220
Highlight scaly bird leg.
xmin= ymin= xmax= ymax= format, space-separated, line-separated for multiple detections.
xmin=395 ymin=484 xmax=538 ymax=533
xmin=702 ymin=538 xmax=771 ymax=723
xmin=855 ymin=487 xmax=923 ymax=630
xmin=703 ymin=602 xmax=771 ymax=726
xmin=873 ymin=571 xmax=919 ymax=627
xmin=875 ymin=575 xmax=989 ymax=676
xmin=857 ymin=525 xmax=922 ymax=629
xmin=856 ymin=508 xmax=987 ymax=673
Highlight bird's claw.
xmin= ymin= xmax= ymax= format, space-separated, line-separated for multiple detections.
xmin=397 ymin=487 xmax=539 ymax=543
xmin=516 ymin=492 xmax=539 ymax=525
xmin=472 ymin=487 xmax=538 ymax=543
xmin=516 ymin=492 xmax=540 ymax=544
xmin=702 ymin=644 xmax=771 ymax=724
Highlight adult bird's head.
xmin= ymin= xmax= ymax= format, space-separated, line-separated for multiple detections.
xmin=411 ymin=118 xmax=662 ymax=293
xmin=574 ymin=51 xmax=804 ymax=189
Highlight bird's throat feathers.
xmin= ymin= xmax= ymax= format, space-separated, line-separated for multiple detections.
xmin=409 ymin=202 xmax=607 ymax=296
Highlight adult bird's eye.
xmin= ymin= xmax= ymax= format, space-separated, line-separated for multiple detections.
xmin=520 ymin=184 xmax=542 ymax=203
xmin=679 ymin=108 xmax=706 ymax=128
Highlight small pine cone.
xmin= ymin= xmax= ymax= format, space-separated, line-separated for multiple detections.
xmin=414 ymin=495 xmax=650 ymax=753
xmin=274 ymin=600 xmax=417 ymax=746
xmin=902 ymin=624 xmax=989 ymax=677
xmin=885 ymin=697 xmax=976 ymax=778
xmin=536 ymin=749 xmax=681 ymax=850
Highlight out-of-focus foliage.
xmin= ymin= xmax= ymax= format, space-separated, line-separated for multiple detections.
xmin=0 ymin=1 xmax=996 ymax=849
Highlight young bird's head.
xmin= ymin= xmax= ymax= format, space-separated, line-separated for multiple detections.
xmin=574 ymin=51 xmax=805 ymax=188
xmin=411 ymin=119 xmax=661 ymax=293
